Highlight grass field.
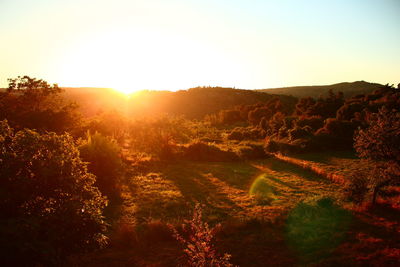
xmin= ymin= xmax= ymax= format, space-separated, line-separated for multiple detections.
xmin=73 ymin=151 xmax=400 ymax=266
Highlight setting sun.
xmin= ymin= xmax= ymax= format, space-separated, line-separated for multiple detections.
xmin=56 ymin=28 xmax=244 ymax=91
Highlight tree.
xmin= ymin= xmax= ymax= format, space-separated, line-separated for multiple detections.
xmin=1 ymin=76 xmax=81 ymax=133
xmin=0 ymin=121 xmax=107 ymax=265
xmin=352 ymin=107 xmax=400 ymax=204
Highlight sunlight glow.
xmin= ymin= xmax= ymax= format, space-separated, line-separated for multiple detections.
xmin=58 ymin=29 xmax=244 ymax=91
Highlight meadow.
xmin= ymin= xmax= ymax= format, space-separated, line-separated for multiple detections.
xmin=0 ymin=77 xmax=399 ymax=266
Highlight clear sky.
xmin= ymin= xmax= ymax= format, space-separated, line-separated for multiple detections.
xmin=0 ymin=0 xmax=399 ymax=92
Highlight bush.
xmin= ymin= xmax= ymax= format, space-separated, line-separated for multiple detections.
xmin=184 ymin=141 xmax=238 ymax=162
xmin=227 ymin=127 xmax=265 ymax=141
xmin=264 ymin=138 xmax=298 ymax=154
xmin=79 ymin=132 xmax=124 ymax=201
xmin=0 ymin=121 xmax=107 ymax=265
xmin=288 ymin=126 xmax=313 ymax=141
xmin=170 ymin=203 xmax=234 ymax=267
xmin=264 ymin=138 xmax=280 ymax=153
xmin=226 ymin=128 xmax=244 ymax=141
xmin=344 ymin=171 xmax=370 ymax=204
xmin=130 ymin=116 xmax=192 ymax=160
xmin=315 ymin=118 xmax=359 ymax=149
xmin=248 ymin=107 xmax=272 ymax=125
xmin=295 ymin=116 xmax=324 ymax=131
xmin=84 ymin=111 xmax=128 ymax=144
xmin=237 ymin=143 xmax=266 ymax=160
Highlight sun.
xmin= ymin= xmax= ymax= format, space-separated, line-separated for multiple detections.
xmin=57 ymin=28 xmax=243 ymax=92
xmin=112 ymin=87 xmax=137 ymax=95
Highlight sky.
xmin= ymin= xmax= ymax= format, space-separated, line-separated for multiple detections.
xmin=0 ymin=0 xmax=399 ymax=92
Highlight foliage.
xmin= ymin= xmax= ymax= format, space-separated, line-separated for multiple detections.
xmin=352 ymin=107 xmax=400 ymax=204
xmin=354 ymin=107 xmax=400 ymax=163
xmin=262 ymin=85 xmax=400 ymax=154
xmin=295 ymin=90 xmax=344 ymax=119
xmin=295 ymin=116 xmax=324 ymax=131
xmin=84 ymin=110 xmax=128 ymax=143
xmin=170 ymin=203 xmax=234 ymax=267
xmin=344 ymin=171 xmax=370 ymax=204
xmin=0 ymin=76 xmax=81 ymax=133
xmin=226 ymin=127 xmax=265 ymax=141
xmin=130 ymin=116 xmax=192 ymax=160
xmin=288 ymin=126 xmax=313 ymax=141
xmin=184 ymin=141 xmax=239 ymax=162
xmin=79 ymin=132 xmax=124 ymax=201
xmin=236 ymin=143 xmax=266 ymax=160
xmin=128 ymin=86 xmax=296 ymax=120
xmin=315 ymin=118 xmax=360 ymax=149
xmin=0 ymin=121 xmax=107 ymax=265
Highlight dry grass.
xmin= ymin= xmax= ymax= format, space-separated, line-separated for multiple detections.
xmin=71 ymin=149 xmax=400 ymax=266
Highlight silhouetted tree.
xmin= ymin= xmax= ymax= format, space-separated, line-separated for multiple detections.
xmin=0 ymin=76 xmax=81 ymax=133
xmin=0 ymin=121 xmax=107 ymax=265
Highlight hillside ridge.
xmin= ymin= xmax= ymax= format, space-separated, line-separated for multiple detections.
xmin=255 ymin=81 xmax=384 ymax=98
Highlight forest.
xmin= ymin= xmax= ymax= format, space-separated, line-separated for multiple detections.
xmin=0 ymin=76 xmax=399 ymax=266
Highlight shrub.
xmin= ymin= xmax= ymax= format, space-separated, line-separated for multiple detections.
xmin=130 ymin=116 xmax=192 ymax=160
xmin=170 ymin=203 xmax=234 ymax=267
xmin=288 ymin=126 xmax=313 ymax=141
xmin=0 ymin=121 xmax=107 ymax=265
xmin=237 ymin=143 xmax=266 ymax=160
xmin=248 ymin=107 xmax=272 ymax=125
xmin=344 ymin=171 xmax=370 ymax=204
xmin=79 ymin=132 xmax=124 ymax=201
xmin=219 ymin=110 xmax=242 ymax=125
xmin=315 ymin=118 xmax=359 ymax=149
xmin=227 ymin=127 xmax=265 ymax=141
xmin=295 ymin=116 xmax=324 ymax=131
xmin=184 ymin=141 xmax=238 ymax=162
xmin=264 ymin=138 xmax=299 ymax=154
xmin=264 ymin=138 xmax=280 ymax=153
xmin=226 ymin=128 xmax=244 ymax=141
xmin=84 ymin=111 xmax=128 ymax=144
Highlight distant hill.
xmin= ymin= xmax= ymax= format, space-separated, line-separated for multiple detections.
xmin=256 ymin=81 xmax=384 ymax=98
xmin=62 ymin=87 xmax=130 ymax=117
xmin=6 ymin=81 xmax=385 ymax=119
xmin=128 ymin=87 xmax=298 ymax=119
xmin=62 ymin=86 xmax=297 ymax=119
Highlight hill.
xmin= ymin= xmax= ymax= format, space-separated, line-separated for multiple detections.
xmin=62 ymin=87 xmax=130 ymax=117
xmin=62 ymin=86 xmax=298 ymax=119
xmin=256 ymin=81 xmax=384 ymax=98
xmin=127 ymin=87 xmax=297 ymax=119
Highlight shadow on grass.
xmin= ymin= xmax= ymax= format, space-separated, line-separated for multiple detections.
xmin=266 ymin=174 xmax=302 ymax=190
xmin=218 ymin=218 xmax=297 ymax=267
xmin=260 ymin=158 xmax=325 ymax=182
xmin=290 ymin=150 xmax=358 ymax=164
xmin=322 ymin=203 xmax=400 ymax=266
xmin=157 ymin=162 xmax=256 ymax=221
xmin=285 ymin=197 xmax=352 ymax=264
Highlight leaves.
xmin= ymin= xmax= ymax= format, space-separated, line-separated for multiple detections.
xmin=0 ymin=121 xmax=107 ymax=264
